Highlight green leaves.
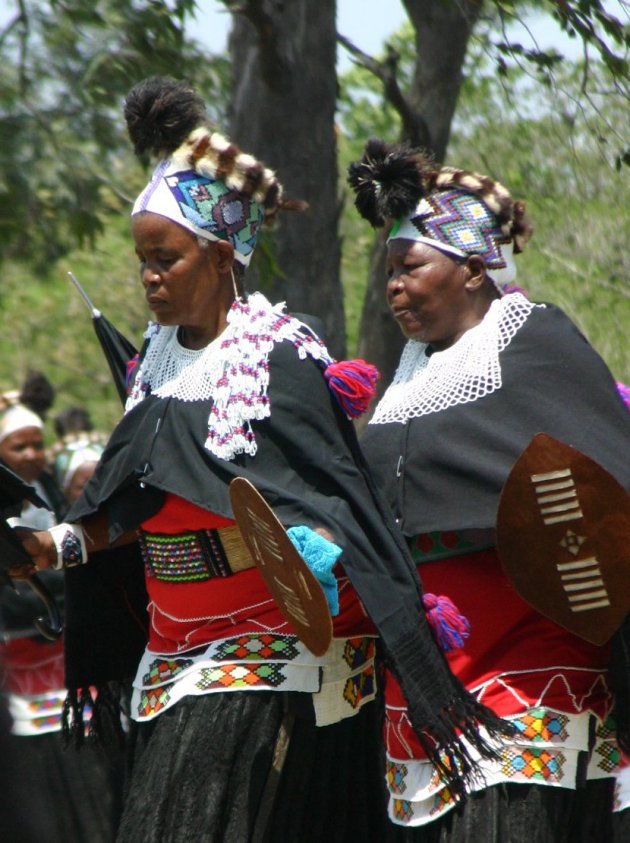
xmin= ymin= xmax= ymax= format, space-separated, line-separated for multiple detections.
xmin=0 ymin=0 xmax=230 ymax=266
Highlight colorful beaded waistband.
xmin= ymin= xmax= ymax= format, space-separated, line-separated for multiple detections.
xmin=138 ymin=526 xmax=253 ymax=583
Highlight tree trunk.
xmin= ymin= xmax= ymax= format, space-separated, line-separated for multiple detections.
xmin=227 ymin=0 xmax=345 ymax=357
xmin=358 ymin=0 xmax=484 ymax=399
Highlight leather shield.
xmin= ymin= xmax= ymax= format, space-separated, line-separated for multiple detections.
xmin=497 ymin=433 xmax=630 ymax=645
xmin=229 ymin=477 xmax=333 ymax=656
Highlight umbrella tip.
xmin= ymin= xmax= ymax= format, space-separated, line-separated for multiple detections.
xmin=66 ymin=270 xmax=98 ymax=316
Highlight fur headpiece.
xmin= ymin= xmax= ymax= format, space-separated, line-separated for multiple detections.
xmin=348 ymin=139 xmax=532 ymax=285
xmin=125 ymin=77 xmax=303 ymax=266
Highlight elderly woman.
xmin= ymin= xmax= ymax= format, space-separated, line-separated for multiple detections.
xmin=15 ymin=80 xmax=506 ymax=842
xmin=348 ymin=139 xmax=630 ymax=842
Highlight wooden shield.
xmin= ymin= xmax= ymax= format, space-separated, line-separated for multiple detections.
xmin=497 ymin=433 xmax=630 ymax=645
xmin=229 ymin=477 xmax=333 ymax=656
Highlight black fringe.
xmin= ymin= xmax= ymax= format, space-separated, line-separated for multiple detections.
xmin=387 ymin=629 xmax=515 ymax=800
xmin=62 ymin=683 xmax=126 ymax=749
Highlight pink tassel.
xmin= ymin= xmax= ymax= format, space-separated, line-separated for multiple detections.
xmin=324 ymin=359 xmax=380 ymax=418
xmin=422 ymin=593 xmax=470 ymax=653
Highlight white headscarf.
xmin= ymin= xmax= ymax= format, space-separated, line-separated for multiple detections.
xmin=0 ymin=404 xmax=43 ymax=444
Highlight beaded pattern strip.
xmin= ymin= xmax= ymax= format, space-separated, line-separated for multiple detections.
xmin=214 ymin=633 xmax=300 ymax=662
xmin=165 ymin=171 xmax=262 ymax=264
xmin=393 ymin=190 xmax=511 ymax=268
xmin=385 ymin=708 xmax=618 ymax=828
xmin=139 ymin=530 xmax=231 ymax=582
xmin=343 ymin=664 xmax=375 ymax=708
xmin=131 ymin=635 xmax=378 ymax=726
xmin=410 ymin=531 xmax=495 ymax=565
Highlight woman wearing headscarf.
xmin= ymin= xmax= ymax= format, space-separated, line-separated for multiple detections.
xmin=348 ymin=139 xmax=630 ymax=841
xmin=0 ymin=400 xmax=65 ymax=529
xmin=54 ymin=438 xmax=106 ymax=509
xmin=14 ymin=79 xmax=507 ymax=842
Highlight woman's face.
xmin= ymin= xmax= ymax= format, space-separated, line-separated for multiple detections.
xmin=386 ymin=239 xmax=481 ymax=350
xmin=132 ymin=213 xmax=234 ymax=348
xmin=0 ymin=427 xmax=46 ymax=484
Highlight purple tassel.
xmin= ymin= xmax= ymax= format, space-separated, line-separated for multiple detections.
xmin=324 ymin=359 xmax=380 ymax=418
xmin=617 ymin=382 xmax=630 ymax=412
xmin=422 ymin=593 xmax=470 ymax=653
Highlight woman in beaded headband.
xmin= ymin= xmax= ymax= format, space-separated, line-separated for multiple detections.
xmin=348 ymin=137 xmax=532 ymax=300
xmin=125 ymin=76 xmax=305 ymax=310
xmin=349 ymin=138 xmax=630 ymax=838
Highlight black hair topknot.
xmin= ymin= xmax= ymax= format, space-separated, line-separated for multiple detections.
xmin=347 ymin=138 xmax=433 ymax=228
xmin=20 ymin=370 xmax=55 ymax=419
xmin=123 ymin=76 xmax=207 ymax=158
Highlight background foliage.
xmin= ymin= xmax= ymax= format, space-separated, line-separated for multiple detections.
xmin=0 ymin=0 xmax=628 ymax=437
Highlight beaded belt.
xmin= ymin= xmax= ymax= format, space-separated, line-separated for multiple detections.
xmin=138 ymin=526 xmax=254 ymax=583
xmin=410 ymin=529 xmax=496 ymax=566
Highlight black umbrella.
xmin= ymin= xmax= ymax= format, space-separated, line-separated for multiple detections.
xmin=68 ymin=272 xmax=139 ymax=406
xmin=0 ymin=461 xmax=62 ymax=640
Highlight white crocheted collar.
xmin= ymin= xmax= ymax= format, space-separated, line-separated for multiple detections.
xmin=125 ymin=292 xmax=332 ymax=460
xmin=370 ymin=293 xmax=544 ymax=425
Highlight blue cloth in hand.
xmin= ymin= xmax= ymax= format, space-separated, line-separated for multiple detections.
xmin=286 ymin=525 xmax=341 ymax=616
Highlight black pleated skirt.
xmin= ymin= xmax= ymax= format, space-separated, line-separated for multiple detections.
xmin=4 ymin=729 xmax=124 ymax=843
xmin=116 ymin=691 xmax=395 ymax=843
xmin=389 ymin=779 xmax=616 ymax=843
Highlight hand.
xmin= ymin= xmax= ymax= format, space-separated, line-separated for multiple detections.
xmin=313 ymin=526 xmax=336 ymax=543
xmin=9 ymin=528 xmax=57 ymax=577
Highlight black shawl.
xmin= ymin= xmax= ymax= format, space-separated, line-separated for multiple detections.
xmin=362 ymin=303 xmax=630 ymax=535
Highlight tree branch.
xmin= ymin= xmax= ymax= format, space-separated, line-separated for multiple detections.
xmin=17 ymin=0 xmax=29 ymax=96
xmin=337 ymin=33 xmax=431 ymax=146
xmin=222 ymin=0 xmax=274 ymax=40
xmin=0 ymin=12 xmax=22 ymax=48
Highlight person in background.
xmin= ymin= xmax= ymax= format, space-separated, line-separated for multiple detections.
xmin=0 ymin=396 xmax=123 ymax=843
xmin=52 ymin=405 xmax=108 ymax=511
xmin=15 ymin=77 xmax=507 ymax=842
xmin=348 ymin=138 xmax=630 ymax=842
xmin=0 ymin=399 xmax=65 ymax=528
xmin=54 ymin=405 xmax=95 ymax=440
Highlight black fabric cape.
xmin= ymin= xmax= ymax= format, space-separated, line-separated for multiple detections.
xmin=66 ymin=335 xmax=507 ymax=790
xmin=362 ymin=303 xmax=630 ymax=536
xmin=0 ymin=466 xmax=66 ymax=636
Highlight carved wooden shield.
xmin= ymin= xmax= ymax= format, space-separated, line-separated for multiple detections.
xmin=229 ymin=477 xmax=333 ymax=656
xmin=497 ymin=433 xmax=630 ymax=645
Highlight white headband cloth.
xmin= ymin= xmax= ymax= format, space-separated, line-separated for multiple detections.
xmin=0 ymin=404 xmax=43 ymax=444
